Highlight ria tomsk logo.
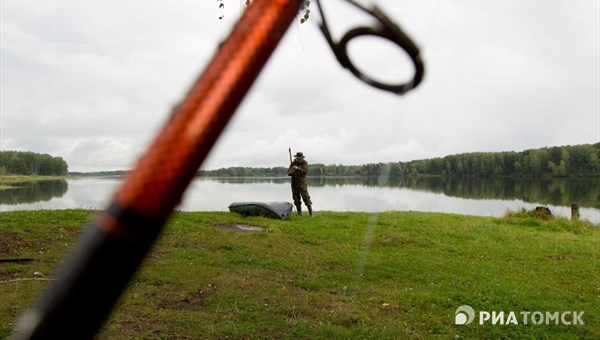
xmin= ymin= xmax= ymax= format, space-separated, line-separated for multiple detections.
xmin=455 ymin=305 xmax=475 ymax=325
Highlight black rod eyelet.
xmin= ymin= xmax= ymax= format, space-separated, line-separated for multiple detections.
xmin=315 ymin=0 xmax=424 ymax=95
xmin=338 ymin=25 xmax=424 ymax=94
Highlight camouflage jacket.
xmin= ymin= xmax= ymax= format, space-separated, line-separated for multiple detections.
xmin=288 ymin=159 xmax=308 ymax=185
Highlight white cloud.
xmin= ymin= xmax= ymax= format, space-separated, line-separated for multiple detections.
xmin=1 ymin=0 xmax=598 ymax=172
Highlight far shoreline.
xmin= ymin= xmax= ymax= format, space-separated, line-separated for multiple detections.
xmin=0 ymin=175 xmax=67 ymax=190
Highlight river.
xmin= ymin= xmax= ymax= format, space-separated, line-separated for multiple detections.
xmin=1 ymin=177 xmax=598 ymax=224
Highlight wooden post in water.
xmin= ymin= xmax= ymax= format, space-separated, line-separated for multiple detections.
xmin=571 ymin=204 xmax=579 ymax=221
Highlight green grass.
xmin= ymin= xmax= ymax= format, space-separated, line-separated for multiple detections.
xmin=1 ymin=210 xmax=598 ymax=339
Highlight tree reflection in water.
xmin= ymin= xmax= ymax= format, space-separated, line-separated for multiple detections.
xmin=0 ymin=180 xmax=68 ymax=205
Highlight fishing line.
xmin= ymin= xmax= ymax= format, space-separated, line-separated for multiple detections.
xmin=355 ymin=214 xmax=379 ymax=277
xmin=295 ymin=17 xmax=306 ymax=51
xmin=355 ymin=162 xmax=392 ymax=277
xmin=338 ymin=0 xmax=433 ymax=280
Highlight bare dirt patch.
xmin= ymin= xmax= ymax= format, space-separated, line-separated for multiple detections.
xmin=0 ymin=232 xmax=34 ymax=257
xmin=212 ymin=224 xmax=264 ymax=232
xmin=0 ymin=227 xmax=81 ymax=281
xmin=153 ymin=286 xmax=217 ymax=311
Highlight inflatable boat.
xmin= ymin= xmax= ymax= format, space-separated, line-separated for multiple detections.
xmin=228 ymin=201 xmax=293 ymax=220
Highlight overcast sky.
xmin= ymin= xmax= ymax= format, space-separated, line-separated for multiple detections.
xmin=1 ymin=0 xmax=598 ymax=172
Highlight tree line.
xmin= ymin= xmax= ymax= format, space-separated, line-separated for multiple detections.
xmin=0 ymin=151 xmax=68 ymax=176
xmin=199 ymin=143 xmax=599 ymax=178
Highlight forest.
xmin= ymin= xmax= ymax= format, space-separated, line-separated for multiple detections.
xmin=0 ymin=151 xmax=69 ymax=176
xmin=199 ymin=143 xmax=600 ymax=178
xmin=4 ymin=144 xmax=595 ymax=179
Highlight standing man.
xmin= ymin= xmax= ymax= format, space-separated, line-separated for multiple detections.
xmin=288 ymin=151 xmax=313 ymax=216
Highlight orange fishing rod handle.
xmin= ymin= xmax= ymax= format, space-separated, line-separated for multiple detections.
xmin=104 ymin=0 xmax=301 ymax=228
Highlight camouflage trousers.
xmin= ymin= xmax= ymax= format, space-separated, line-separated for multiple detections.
xmin=291 ymin=182 xmax=312 ymax=207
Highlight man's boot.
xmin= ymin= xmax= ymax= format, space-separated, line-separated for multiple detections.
xmin=307 ymin=205 xmax=313 ymax=217
xmin=296 ymin=204 xmax=302 ymax=215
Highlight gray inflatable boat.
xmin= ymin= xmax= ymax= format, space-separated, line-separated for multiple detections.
xmin=228 ymin=201 xmax=293 ymax=220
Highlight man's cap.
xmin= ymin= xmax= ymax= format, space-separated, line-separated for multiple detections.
xmin=294 ymin=152 xmax=305 ymax=158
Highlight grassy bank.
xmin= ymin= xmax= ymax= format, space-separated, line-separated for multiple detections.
xmin=1 ymin=210 xmax=598 ymax=338
xmin=0 ymin=175 xmax=66 ymax=190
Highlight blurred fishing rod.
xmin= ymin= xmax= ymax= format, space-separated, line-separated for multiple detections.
xmin=12 ymin=0 xmax=424 ymax=338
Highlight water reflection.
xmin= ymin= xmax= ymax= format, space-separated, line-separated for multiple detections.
xmin=210 ymin=177 xmax=599 ymax=209
xmin=1 ymin=177 xmax=598 ymax=223
xmin=0 ymin=180 xmax=68 ymax=205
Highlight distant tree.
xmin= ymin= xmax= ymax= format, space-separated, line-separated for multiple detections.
xmin=197 ymin=144 xmax=599 ymax=179
xmin=588 ymin=149 xmax=599 ymax=174
xmin=10 ymin=154 xmax=28 ymax=175
xmin=0 ymin=151 xmax=68 ymax=176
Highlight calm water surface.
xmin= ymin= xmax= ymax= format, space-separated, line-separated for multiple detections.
xmin=1 ymin=177 xmax=598 ymax=224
